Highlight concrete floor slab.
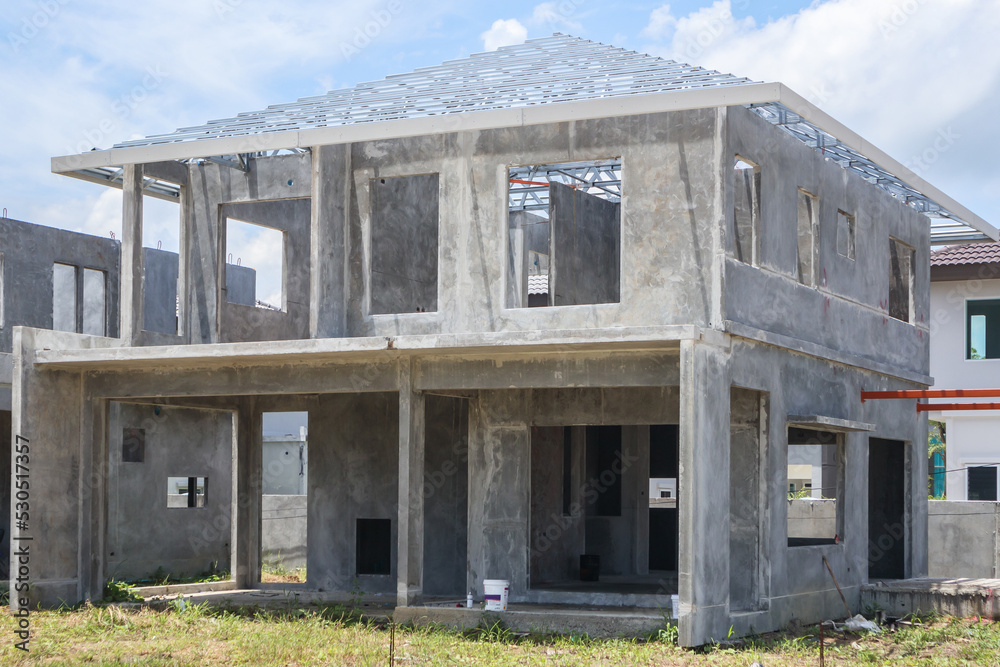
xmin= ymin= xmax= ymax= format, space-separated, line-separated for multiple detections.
xmin=861 ymin=578 xmax=1000 ymax=620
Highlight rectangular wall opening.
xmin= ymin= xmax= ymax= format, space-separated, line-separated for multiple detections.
xmin=142 ymin=197 xmax=182 ymax=335
xmin=787 ymin=427 xmax=843 ymax=547
xmin=225 ymin=218 xmax=282 ymax=310
xmin=796 ymin=189 xmax=818 ymax=285
xmin=356 ymin=518 xmax=391 ymax=575
xmin=733 ymin=156 xmax=760 ymax=265
xmin=52 ymin=262 xmax=77 ymax=332
xmin=370 ymin=174 xmax=439 ymax=314
xmin=82 ymin=268 xmax=106 ymax=336
xmin=107 ymin=403 xmax=233 ymax=583
xmin=648 ymin=424 xmax=679 ymax=576
xmin=837 ymin=210 xmax=856 ymax=260
xmin=889 ymin=238 xmax=914 ymax=323
xmin=261 ymin=411 xmax=308 ymax=583
xmin=868 ymin=437 xmax=906 ymax=579
xmin=507 ymin=159 xmax=621 ymax=308
xmin=530 ymin=423 xmax=668 ymax=595
xmin=167 ymin=476 xmax=208 ymax=508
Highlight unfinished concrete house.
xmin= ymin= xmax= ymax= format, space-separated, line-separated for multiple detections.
xmin=13 ymin=35 xmax=999 ymax=645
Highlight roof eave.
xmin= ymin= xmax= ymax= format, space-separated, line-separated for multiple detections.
xmin=50 ymin=82 xmax=784 ymax=172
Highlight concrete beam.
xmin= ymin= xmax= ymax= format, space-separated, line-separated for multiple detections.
xmin=397 ymin=361 xmax=425 ymax=606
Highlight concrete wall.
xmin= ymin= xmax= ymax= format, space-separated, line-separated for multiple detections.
xmin=725 ymin=106 xmax=930 ymax=377
xmin=107 ymin=402 xmax=233 ymax=581
xmin=262 ymin=495 xmax=307 ymax=570
xmin=928 ymin=500 xmax=1000 ymax=578
xmin=787 ymin=499 xmax=837 ymax=538
xmin=0 ymin=217 xmax=120 ymax=352
xmin=308 ymin=392 xmax=398 ymax=594
xmin=549 ymin=183 xmax=620 ymax=306
xmin=422 ymin=395 xmax=468 ymax=596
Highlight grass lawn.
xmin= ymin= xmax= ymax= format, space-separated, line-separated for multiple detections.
xmin=1 ymin=602 xmax=998 ymax=666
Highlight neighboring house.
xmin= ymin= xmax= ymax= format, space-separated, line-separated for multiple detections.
xmin=12 ymin=35 xmax=1000 ymax=647
xmin=929 ymin=243 xmax=1000 ymax=501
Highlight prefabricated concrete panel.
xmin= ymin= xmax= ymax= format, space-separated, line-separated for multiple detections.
xmin=370 ymin=174 xmax=439 ymax=314
xmin=261 ymin=495 xmax=307 ymax=570
xmin=928 ymin=501 xmax=999 ymax=578
xmin=549 ymin=183 xmax=620 ymax=306
xmin=729 ymin=387 xmax=762 ymax=611
xmin=225 ymin=263 xmax=257 ymax=307
xmin=106 ymin=403 xmax=233 ymax=580
xmin=308 ymin=393 xmax=398 ymax=594
xmin=422 ymin=395 xmax=468 ymax=596
xmin=529 ymin=425 xmax=585 ymax=584
xmin=0 ymin=218 xmax=120 ymax=352
xmin=724 ymin=105 xmax=930 ymax=377
xmin=142 ymin=248 xmax=179 ymax=335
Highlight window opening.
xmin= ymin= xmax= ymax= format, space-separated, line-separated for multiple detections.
xmin=966 ymin=299 xmax=1000 ymax=359
xmin=837 ymin=210 xmax=855 ymax=260
xmin=52 ymin=262 xmax=77 ymax=332
xmin=787 ymin=428 xmax=843 ymax=546
xmin=733 ymin=156 xmax=761 ymax=265
xmin=797 ymin=189 xmax=818 ymax=285
xmin=356 ymin=518 xmax=391 ymax=575
xmin=225 ymin=218 xmax=283 ymax=310
xmin=889 ymin=238 xmax=914 ymax=323
xmin=968 ymin=466 xmax=998 ymax=501
xmin=167 ymin=476 xmax=207 ymax=508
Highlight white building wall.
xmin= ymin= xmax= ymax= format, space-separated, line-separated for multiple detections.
xmin=929 ymin=278 xmax=1000 ymax=500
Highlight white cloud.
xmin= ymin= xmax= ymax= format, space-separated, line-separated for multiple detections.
xmin=640 ymin=5 xmax=677 ymax=40
xmin=640 ymin=0 xmax=1000 ymax=221
xmin=529 ymin=2 xmax=583 ymax=32
xmin=481 ymin=18 xmax=528 ymax=51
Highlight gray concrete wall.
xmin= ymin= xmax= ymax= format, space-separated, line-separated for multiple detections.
xmin=262 ymin=494 xmax=307 ymax=570
xmin=370 ymin=174 xmax=439 ymax=314
xmin=0 ymin=217 xmax=120 ymax=352
xmin=142 ymin=247 xmax=179 ymax=335
xmin=550 ymin=183 xmax=620 ymax=306
xmin=107 ymin=402 xmax=233 ymax=581
xmin=787 ymin=499 xmax=837 ymax=538
xmin=344 ymin=110 xmax=721 ymax=337
xmin=724 ymin=106 xmax=931 ymax=377
xmin=928 ymin=500 xmax=999 ymax=578
xmin=422 ymin=395 xmax=468 ymax=597
xmin=308 ymin=392 xmax=398 ymax=594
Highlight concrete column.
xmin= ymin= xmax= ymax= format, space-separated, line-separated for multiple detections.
xmin=232 ymin=397 xmax=261 ymax=589
xmin=397 ymin=361 xmax=425 ymax=606
xmin=120 ymin=164 xmax=144 ymax=344
xmin=310 ymin=144 xmax=350 ymax=338
xmin=678 ymin=338 xmax=731 ymax=646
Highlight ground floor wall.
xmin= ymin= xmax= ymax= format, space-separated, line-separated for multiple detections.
xmin=928 ymin=500 xmax=1000 ymax=578
xmin=106 ymin=402 xmax=233 ymax=581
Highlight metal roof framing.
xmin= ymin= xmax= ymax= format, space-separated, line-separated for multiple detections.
xmin=51 ymin=34 xmax=997 ymax=243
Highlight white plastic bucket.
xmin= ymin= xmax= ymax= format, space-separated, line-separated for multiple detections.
xmin=483 ymin=579 xmax=509 ymax=611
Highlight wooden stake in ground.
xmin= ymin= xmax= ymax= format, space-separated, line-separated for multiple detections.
xmin=822 ymin=555 xmax=853 ymax=618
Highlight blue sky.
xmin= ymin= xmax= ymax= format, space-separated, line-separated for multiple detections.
xmin=2 ymin=0 xmax=998 ymax=298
